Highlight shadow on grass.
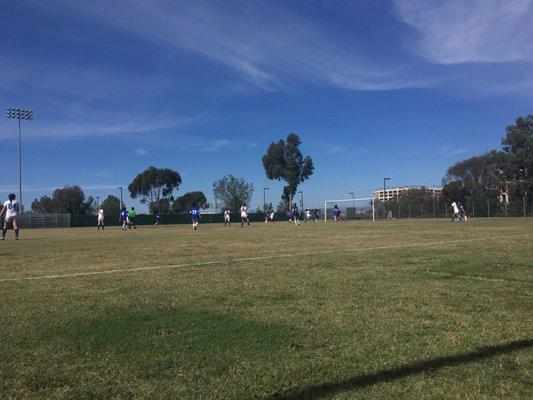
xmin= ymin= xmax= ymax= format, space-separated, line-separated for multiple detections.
xmin=271 ymin=338 xmax=533 ymax=400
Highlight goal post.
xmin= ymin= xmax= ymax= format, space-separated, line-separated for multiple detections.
xmin=324 ymin=198 xmax=376 ymax=221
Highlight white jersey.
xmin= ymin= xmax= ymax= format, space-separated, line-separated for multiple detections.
xmin=98 ymin=209 xmax=104 ymax=220
xmin=224 ymin=211 xmax=230 ymax=220
xmin=240 ymin=206 xmax=248 ymax=218
xmin=451 ymin=202 xmax=459 ymax=213
xmin=4 ymin=200 xmax=19 ymax=219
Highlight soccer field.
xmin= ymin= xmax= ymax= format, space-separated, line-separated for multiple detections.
xmin=0 ymin=218 xmax=531 ymax=399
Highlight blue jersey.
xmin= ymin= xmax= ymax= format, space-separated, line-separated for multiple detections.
xmin=119 ymin=211 xmax=128 ymax=221
xmin=291 ymin=207 xmax=299 ymax=217
xmin=190 ymin=207 xmax=200 ymax=219
xmin=333 ymin=208 xmax=341 ymax=217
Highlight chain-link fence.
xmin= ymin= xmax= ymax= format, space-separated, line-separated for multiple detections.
xmin=377 ymin=194 xmax=530 ymax=219
xmin=18 ymin=214 xmax=71 ymax=228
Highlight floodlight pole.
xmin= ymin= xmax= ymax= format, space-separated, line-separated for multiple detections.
xmin=383 ymin=177 xmax=391 ymax=218
xmin=118 ymin=187 xmax=123 ymax=208
xmin=298 ymin=191 xmax=303 ymax=211
xmin=349 ymin=191 xmax=355 ymax=219
xmin=6 ymin=107 xmax=33 ymax=211
xmin=18 ymin=117 xmax=21 ymax=207
xmin=263 ymin=187 xmax=269 ymax=211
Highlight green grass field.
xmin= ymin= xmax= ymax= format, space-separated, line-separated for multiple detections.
xmin=0 ymin=218 xmax=531 ymax=399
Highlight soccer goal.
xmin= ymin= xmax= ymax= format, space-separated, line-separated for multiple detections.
xmin=324 ymin=198 xmax=376 ymax=221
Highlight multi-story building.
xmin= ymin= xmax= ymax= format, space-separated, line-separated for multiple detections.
xmin=373 ymin=186 xmax=443 ymax=201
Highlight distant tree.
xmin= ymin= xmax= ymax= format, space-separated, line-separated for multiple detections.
xmin=128 ymin=166 xmax=182 ymax=213
xmin=52 ymin=185 xmax=94 ymax=215
xmin=212 ymin=175 xmax=254 ymax=212
xmin=172 ymin=191 xmax=209 ymax=214
xmin=31 ymin=195 xmax=55 ymax=213
xmin=442 ymin=151 xmax=504 ymax=202
xmin=501 ymin=115 xmax=532 ymax=200
xmin=150 ymin=198 xmax=172 ymax=215
xmin=263 ymin=202 xmax=274 ymax=212
xmin=262 ymin=133 xmax=314 ymax=210
xmin=101 ymin=195 xmax=121 ymax=215
xmin=276 ymin=199 xmax=289 ymax=213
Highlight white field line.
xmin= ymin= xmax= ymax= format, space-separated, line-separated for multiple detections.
xmin=419 ymin=270 xmax=517 ymax=283
xmin=0 ymin=234 xmax=528 ymax=284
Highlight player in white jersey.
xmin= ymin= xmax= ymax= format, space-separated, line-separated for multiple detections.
xmin=240 ymin=205 xmax=250 ymax=227
xmin=450 ymin=201 xmax=461 ymax=222
xmin=97 ymin=206 xmax=105 ymax=231
xmin=1 ymin=193 xmax=20 ymax=240
xmin=224 ymin=209 xmax=231 ymax=226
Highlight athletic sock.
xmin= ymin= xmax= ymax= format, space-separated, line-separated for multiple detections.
xmin=1 ymin=228 xmax=6 ymax=238
xmin=15 ymin=228 xmax=19 ymax=238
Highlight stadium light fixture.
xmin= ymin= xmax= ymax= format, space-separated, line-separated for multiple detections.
xmin=6 ymin=107 xmax=33 ymax=211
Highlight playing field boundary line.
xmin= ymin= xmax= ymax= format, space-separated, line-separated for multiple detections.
xmin=0 ymin=234 xmax=527 ymax=283
xmin=418 ymin=270 xmax=528 ymax=283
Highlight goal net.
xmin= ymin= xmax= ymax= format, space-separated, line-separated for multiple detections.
xmin=323 ymin=198 xmax=376 ymax=221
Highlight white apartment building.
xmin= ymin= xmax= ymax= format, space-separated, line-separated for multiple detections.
xmin=373 ymin=186 xmax=443 ymax=201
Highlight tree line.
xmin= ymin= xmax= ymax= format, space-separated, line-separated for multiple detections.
xmin=30 ymin=115 xmax=530 ymax=217
xmin=440 ymin=114 xmax=531 ymax=215
xmin=30 ymin=132 xmax=314 ymax=216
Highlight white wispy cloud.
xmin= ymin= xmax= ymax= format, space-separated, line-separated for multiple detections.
xmin=0 ymin=183 xmax=122 ymax=193
xmin=0 ymin=115 xmax=198 ymax=140
xmin=438 ymin=147 xmax=468 ymax=156
xmin=135 ymin=148 xmax=148 ymax=155
xmin=394 ymin=0 xmax=533 ymax=64
xmin=38 ymin=0 xmax=439 ymax=92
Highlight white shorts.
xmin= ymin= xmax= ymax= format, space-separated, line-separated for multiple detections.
xmin=4 ymin=215 xmax=18 ymax=223
xmin=241 ymin=213 xmax=248 ymax=219
xmin=98 ymin=217 xmax=104 ymax=222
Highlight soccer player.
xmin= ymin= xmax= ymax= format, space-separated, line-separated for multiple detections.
xmin=224 ymin=208 xmax=231 ymax=226
xmin=314 ymin=209 xmax=320 ymax=223
xmin=119 ymin=206 xmax=128 ymax=231
xmin=333 ymin=205 xmax=341 ymax=222
xmin=240 ymin=204 xmax=250 ymax=227
xmin=290 ymin=203 xmax=300 ymax=226
xmin=458 ymin=201 xmax=468 ymax=222
xmin=190 ymin=203 xmax=200 ymax=230
xmin=127 ymin=207 xmax=137 ymax=229
xmin=305 ymin=209 xmax=311 ymax=222
xmin=154 ymin=212 xmax=160 ymax=226
xmin=97 ymin=206 xmax=105 ymax=231
xmin=1 ymin=193 xmax=20 ymax=240
xmin=450 ymin=201 xmax=461 ymax=222
xmin=265 ymin=211 xmax=269 ymax=223
xmin=269 ymin=210 xmax=275 ymax=223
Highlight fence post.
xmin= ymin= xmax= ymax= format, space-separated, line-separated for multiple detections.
xmin=408 ymin=200 xmax=411 ymax=218
xmin=487 ymin=199 xmax=490 ymax=218
xmin=524 ymin=194 xmax=527 ymax=218
xmin=472 ymin=202 xmax=475 ymax=218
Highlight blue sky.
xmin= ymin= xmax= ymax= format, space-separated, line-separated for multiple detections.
xmin=1 ymin=0 xmax=532 ymax=211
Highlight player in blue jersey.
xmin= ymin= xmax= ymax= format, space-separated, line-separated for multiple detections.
xmin=190 ymin=203 xmax=200 ymax=230
xmin=333 ymin=205 xmax=341 ymax=222
xmin=1 ymin=194 xmax=20 ymax=240
xmin=290 ymin=203 xmax=300 ymax=226
xmin=119 ymin=206 xmax=128 ymax=231
xmin=458 ymin=201 xmax=468 ymax=222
